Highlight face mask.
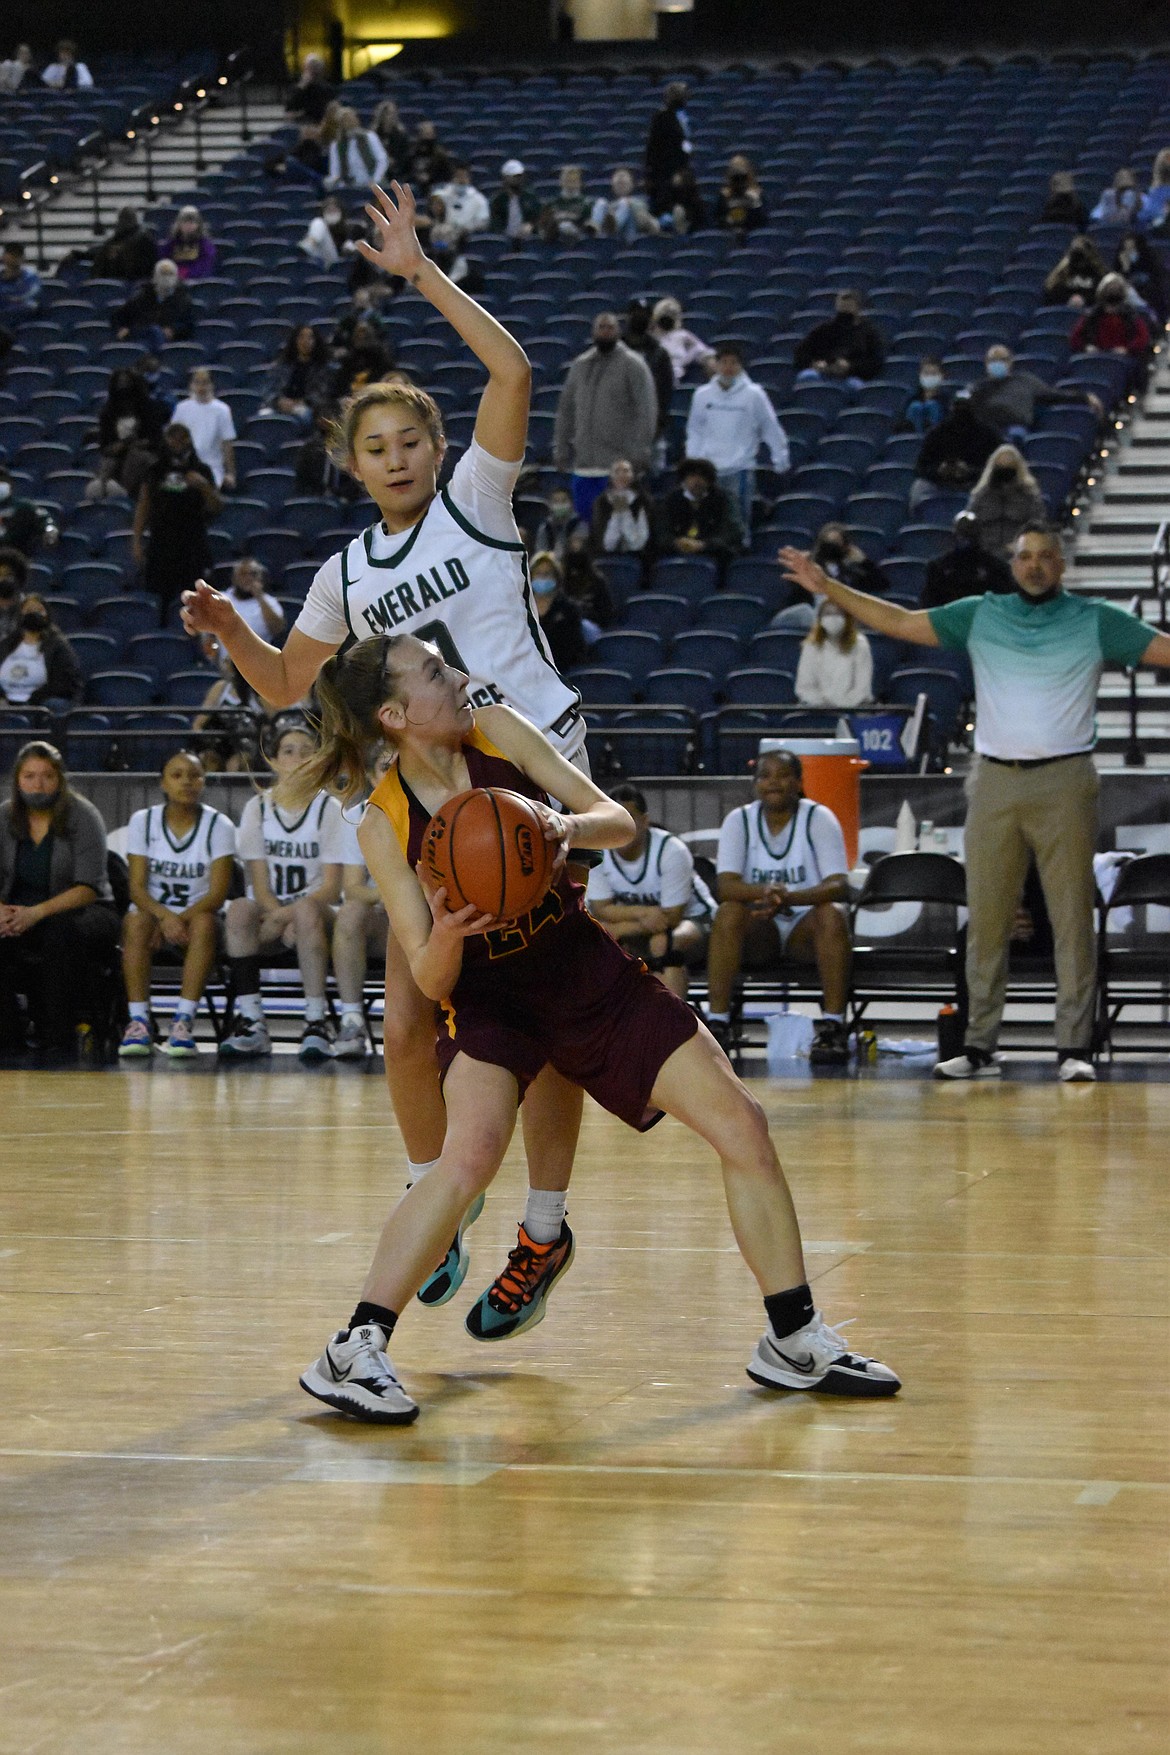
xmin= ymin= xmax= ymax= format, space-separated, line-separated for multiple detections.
xmin=0 ymin=482 xmax=11 ymax=505
xmin=1103 ymin=292 xmax=1125 ymax=308
xmin=19 ymin=789 xmax=57 ymax=812
xmin=594 ymin=335 xmax=618 ymax=354
xmin=821 ymin=611 xmax=846 ymax=637
xmin=919 ymin=372 xmax=943 ymax=391
xmin=550 ymin=502 xmax=572 ymax=523
xmin=717 ymin=372 xmax=737 ymax=388
xmin=21 ymin=610 xmax=48 ymax=633
xmin=532 ymin=577 xmax=557 ymax=597
xmin=991 ymin=464 xmax=1016 ymax=484
xmin=657 ymin=313 xmax=676 ymax=330
xmin=116 ymin=415 xmax=138 ymax=440
xmin=986 ymin=359 xmax=1010 ymax=379
xmin=817 ymin=543 xmax=846 ymax=567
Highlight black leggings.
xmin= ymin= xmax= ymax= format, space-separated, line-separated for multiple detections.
xmin=0 ymin=903 xmax=120 ymax=1051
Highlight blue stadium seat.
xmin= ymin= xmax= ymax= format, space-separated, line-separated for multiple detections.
xmin=588 ymin=631 xmax=663 ymax=684
xmin=748 ymin=629 xmax=806 ymax=673
xmin=694 ymin=594 xmax=768 ymax=640
xmin=62 ymin=562 xmax=127 ymax=605
xmin=161 ymin=668 xmax=219 ymax=706
xmin=567 ymin=668 xmax=635 ymax=707
xmin=125 ymin=632 xmax=197 ymax=684
xmin=724 ymin=667 xmax=797 ymax=705
xmin=86 ymin=668 xmax=155 ymax=708
xmin=648 ymin=557 xmax=720 ymax=602
xmin=888 ymin=666 xmax=967 ymax=750
xmin=642 ymin=668 xmax=717 ymax=714
xmin=623 ymin=594 xmax=692 ymax=641
xmin=88 ymin=596 xmax=160 ymax=639
xmin=68 ymin=632 xmax=122 ymax=675
xmin=670 ymin=629 xmax=742 ymax=681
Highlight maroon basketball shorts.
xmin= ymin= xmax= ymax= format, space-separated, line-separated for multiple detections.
xmin=434 ymin=921 xmax=699 ymax=1131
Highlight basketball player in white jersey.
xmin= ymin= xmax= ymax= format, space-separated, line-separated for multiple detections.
xmin=707 ymin=750 xmax=853 ymax=1067
xmin=586 ymin=783 xmax=713 ymax=1001
xmin=329 ymin=746 xmax=398 ymax=1062
xmin=179 ymin=180 xmax=582 ymax=1300
xmin=119 ymin=749 xmax=237 ymax=1058
xmin=219 ymin=723 xmax=346 ymax=1062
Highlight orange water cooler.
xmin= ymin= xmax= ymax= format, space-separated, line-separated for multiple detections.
xmin=758 ymin=736 xmax=867 ymax=867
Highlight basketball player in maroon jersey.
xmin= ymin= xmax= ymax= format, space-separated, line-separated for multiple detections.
xmin=283 ymin=631 xmax=900 ymax=1423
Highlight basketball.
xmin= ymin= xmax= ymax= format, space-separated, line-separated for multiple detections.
xmin=421 ymin=787 xmax=555 ymax=922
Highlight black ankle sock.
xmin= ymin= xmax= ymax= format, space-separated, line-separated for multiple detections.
xmin=229 ymin=954 xmax=261 ymax=998
xmin=346 ymin=1301 xmax=399 ymax=1338
xmin=764 ymin=1283 xmax=815 ymax=1340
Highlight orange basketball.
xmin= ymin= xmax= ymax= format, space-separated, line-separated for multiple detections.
xmin=421 ymin=788 xmax=555 ymax=923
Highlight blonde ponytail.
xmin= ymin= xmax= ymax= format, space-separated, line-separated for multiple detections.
xmin=275 ymin=636 xmax=405 ymax=813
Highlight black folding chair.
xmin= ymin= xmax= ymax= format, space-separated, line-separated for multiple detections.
xmin=1095 ymin=854 xmax=1170 ymax=1057
xmin=849 ymin=851 xmax=967 ymax=1031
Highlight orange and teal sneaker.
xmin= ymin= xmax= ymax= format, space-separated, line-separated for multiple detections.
xmin=416 ymin=1192 xmax=485 ymax=1307
xmin=464 ymin=1220 xmax=574 ymax=1341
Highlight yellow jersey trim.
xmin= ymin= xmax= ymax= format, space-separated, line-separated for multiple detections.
xmin=364 ymin=723 xmax=510 ymax=858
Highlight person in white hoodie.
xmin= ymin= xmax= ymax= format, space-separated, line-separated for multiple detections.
xmin=684 ymin=343 xmax=789 ymax=536
xmin=432 ymin=164 xmax=490 ymax=235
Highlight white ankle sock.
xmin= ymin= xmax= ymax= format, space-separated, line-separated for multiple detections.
xmin=821 ymin=1012 xmax=844 ymax=1025
xmin=708 ymin=1010 xmax=730 ymax=1023
xmin=406 ymin=1157 xmax=440 ymax=1188
xmin=174 ymin=999 xmax=196 ymax=1022
xmin=524 ymin=1188 xmax=567 ymax=1245
xmin=236 ymin=993 xmax=263 ymax=1023
xmin=129 ymin=1001 xmax=150 ymax=1024
xmin=304 ymin=996 xmax=327 ymax=1023
xmin=341 ymin=1005 xmax=364 ymax=1024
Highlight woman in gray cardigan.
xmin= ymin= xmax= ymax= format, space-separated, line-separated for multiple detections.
xmin=0 ymin=740 xmax=118 ymax=1055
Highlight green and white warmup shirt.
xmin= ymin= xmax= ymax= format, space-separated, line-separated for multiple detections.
xmin=587 ymin=828 xmax=715 ymax=922
xmin=237 ymin=791 xmax=344 ymax=902
xmin=126 ymin=804 xmax=237 ymax=911
xmin=717 ymin=797 xmax=848 ymax=930
xmin=928 ymin=591 xmax=1156 ymax=760
xmin=294 ymin=440 xmax=585 ymax=759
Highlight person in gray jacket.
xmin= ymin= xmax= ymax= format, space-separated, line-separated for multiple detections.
xmin=553 ymin=312 xmax=658 ymax=521
xmin=0 ymin=740 xmax=118 ymax=1056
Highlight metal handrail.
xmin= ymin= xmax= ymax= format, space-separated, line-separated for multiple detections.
xmin=75 ymin=131 xmax=108 ymax=236
xmin=17 ymin=159 xmax=51 ymax=269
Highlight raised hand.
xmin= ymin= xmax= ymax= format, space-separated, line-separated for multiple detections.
xmin=356 ymin=181 xmax=427 ymax=283
xmin=778 ymin=546 xmax=830 ymax=597
xmin=180 ymin=579 xmax=238 ymax=640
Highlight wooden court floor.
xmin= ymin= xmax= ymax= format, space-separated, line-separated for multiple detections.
xmin=0 ymin=1061 xmax=1167 ymax=1755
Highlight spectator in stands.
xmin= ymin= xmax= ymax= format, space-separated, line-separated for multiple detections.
xmin=530 ymin=484 xmax=585 ymax=560
xmin=133 ymin=423 xmax=221 ymax=608
xmin=0 ymin=551 xmax=26 ymax=644
xmin=0 ymin=593 xmax=83 ymax=710
xmin=706 ymin=750 xmax=853 ymax=1065
xmin=586 ymin=783 xmax=713 ymax=1003
xmin=1040 ymin=172 xmax=1088 ymax=228
xmin=903 ymin=356 xmax=952 ymax=435
xmin=654 ymin=457 xmax=742 ymax=565
xmin=135 ymin=352 xmax=175 ymax=418
xmin=193 ymin=648 xmax=263 ymax=773
xmin=651 ymin=295 xmax=715 ymax=383
xmin=1092 ymin=168 xmax=1142 ymax=226
xmin=0 ymin=465 xmax=58 ymax=555
xmin=285 ymin=53 xmax=333 ymax=126
xmin=331 ymin=318 xmax=394 ymax=401
xmin=406 ymin=120 xmax=452 ymax=194
xmin=1070 ymin=273 xmax=1153 ymax=392
xmin=623 ymin=302 xmax=674 ymax=462
xmin=162 ymin=207 xmax=217 ymax=282
xmin=86 ymin=366 xmax=168 ymax=501
xmin=223 ymin=557 xmax=285 ymax=642
xmin=665 ymin=165 xmax=707 ymax=236
xmin=1043 ymin=235 xmax=1107 ymax=308
xmin=562 ymin=526 xmax=616 ymax=628
xmin=91 ymin=206 xmax=158 ymax=281
xmin=589 ymin=458 xmax=653 ymax=558
xmin=713 ymin=154 xmax=766 ymax=239
xmin=537 ymin=165 xmax=592 ymax=243
xmin=42 ymin=40 xmax=93 ymax=90
xmin=794 ymin=289 xmax=885 ymax=387
xmin=920 ymin=511 xmax=1014 ymax=609
xmin=554 ymin=311 xmax=658 ymax=518
xmin=795 ymin=597 xmax=873 ymax=708
xmin=490 ymin=159 xmax=540 ymax=239
xmin=295 ymin=408 xmax=361 ymax=501
xmin=300 ymin=194 xmax=361 ymax=268
xmin=114 ymin=259 xmax=193 ymax=346
xmin=218 ymin=722 xmax=346 ymax=1062
xmin=530 ymin=551 xmax=589 ymax=671
xmin=810 ymin=522 xmax=890 ymax=598
xmin=118 ymin=750 xmax=237 ymax=1058
xmin=967 ymin=344 xmax=1102 ymax=441
xmin=1115 ymin=230 xmax=1167 ymax=325
xmin=1139 ymin=150 xmax=1170 ymax=230
xmin=433 ymin=163 xmax=490 ymax=235
xmin=966 ymin=446 xmax=1048 ymax=559
xmin=261 ymin=323 xmax=332 ymax=422
xmin=0 ymin=46 xmax=36 ymax=92
xmin=172 ymin=367 xmax=237 ymax=491
xmin=589 ymin=167 xmax=659 ymax=240
xmin=0 ymin=243 xmax=42 ymax=334
xmin=371 ymin=100 xmax=410 ymax=177
xmin=910 ymin=393 xmax=1001 ymax=507
xmin=325 ymin=108 xmax=390 ymax=190
xmin=685 ymin=342 xmax=790 ymax=536
xmin=645 ymin=80 xmax=693 ymax=218
xmin=0 ymin=741 xmax=117 ymax=1060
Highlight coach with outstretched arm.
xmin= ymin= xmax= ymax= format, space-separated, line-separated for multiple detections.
xmin=781 ymin=524 xmax=1170 ymax=1082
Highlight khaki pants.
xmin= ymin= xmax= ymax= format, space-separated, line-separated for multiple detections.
xmin=963 ymin=754 xmax=1099 ymax=1054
